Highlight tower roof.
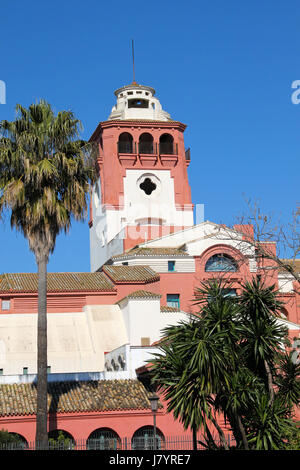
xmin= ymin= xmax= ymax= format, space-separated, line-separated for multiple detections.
xmin=114 ymin=83 xmax=156 ymax=97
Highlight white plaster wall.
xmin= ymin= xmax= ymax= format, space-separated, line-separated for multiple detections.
xmin=104 ymin=344 xmax=162 ymax=379
xmin=159 ymin=311 xmax=189 ymax=333
xmin=90 ymin=169 xmax=194 ymax=270
xmin=92 ymin=168 xmax=193 ymax=257
xmin=128 ymin=346 xmax=160 ymax=377
xmin=119 ymin=298 xmax=162 ymax=346
xmin=0 ymin=305 xmax=128 ymax=376
xmin=123 ymin=169 xmax=194 ymax=227
xmin=278 ymin=274 xmax=294 ymax=293
xmin=114 ymin=257 xmax=196 ymax=273
xmin=90 ymin=177 xmax=125 ymax=271
xmin=139 ymin=222 xmax=255 ymax=258
xmin=118 ymin=298 xmax=190 ymax=348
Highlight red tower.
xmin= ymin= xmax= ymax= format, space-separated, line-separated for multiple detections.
xmin=89 ymin=83 xmax=193 ymax=272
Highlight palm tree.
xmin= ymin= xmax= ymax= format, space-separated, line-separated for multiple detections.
xmin=238 ymin=278 xmax=287 ymax=403
xmin=275 ymin=351 xmax=300 ymax=413
xmin=150 ymin=278 xmax=299 ymax=450
xmin=150 ymin=297 xmax=237 ymax=449
xmin=0 ymin=101 xmax=96 ymax=448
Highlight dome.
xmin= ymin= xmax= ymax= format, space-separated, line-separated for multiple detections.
xmin=108 ymin=83 xmax=171 ymax=121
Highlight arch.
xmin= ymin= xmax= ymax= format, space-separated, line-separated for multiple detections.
xmin=118 ymin=132 xmax=133 ymax=154
xmin=159 ymin=133 xmax=174 ymax=155
xmin=205 ymin=254 xmax=238 ymax=273
xmin=7 ymin=432 xmax=28 ymax=449
xmin=48 ymin=429 xmax=76 ymax=450
xmin=139 ymin=132 xmax=154 ymax=154
xmin=86 ymin=428 xmax=121 ymax=450
xmin=131 ymin=426 xmax=165 ymax=450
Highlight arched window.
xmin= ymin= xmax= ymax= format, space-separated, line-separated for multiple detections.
xmin=139 ymin=133 xmax=154 ymax=154
xmin=118 ymin=132 xmax=133 ymax=154
xmin=205 ymin=254 xmax=237 ymax=272
xmin=159 ymin=133 xmax=174 ymax=155
xmin=48 ymin=430 xmax=75 ymax=450
xmin=131 ymin=426 xmax=165 ymax=450
xmin=3 ymin=432 xmax=28 ymax=449
xmin=86 ymin=428 xmax=121 ymax=450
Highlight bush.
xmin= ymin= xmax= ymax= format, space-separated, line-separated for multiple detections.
xmin=283 ymin=423 xmax=300 ymax=450
xmin=48 ymin=430 xmax=74 ymax=450
xmin=0 ymin=429 xmax=25 ymax=446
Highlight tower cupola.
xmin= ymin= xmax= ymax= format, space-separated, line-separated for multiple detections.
xmin=108 ymin=83 xmax=171 ymax=121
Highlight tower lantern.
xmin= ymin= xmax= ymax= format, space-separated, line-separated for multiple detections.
xmin=108 ymin=83 xmax=171 ymax=122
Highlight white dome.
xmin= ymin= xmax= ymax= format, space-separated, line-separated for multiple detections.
xmin=108 ymin=83 xmax=171 ymax=121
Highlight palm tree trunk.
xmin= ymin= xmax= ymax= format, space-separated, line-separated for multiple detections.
xmin=264 ymin=360 xmax=274 ymax=405
xmin=192 ymin=425 xmax=197 ymax=450
xmin=35 ymin=254 xmax=48 ymax=449
xmin=210 ymin=415 xmax=229 ymax=450
xmin=204 ymin=424 xmax=217 ymax=449
xmin=234 ymin=412 xmax=249 ymax=450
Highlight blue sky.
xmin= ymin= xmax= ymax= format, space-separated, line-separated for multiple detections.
xmin=0 ymin=0 xmax=299 ymax=273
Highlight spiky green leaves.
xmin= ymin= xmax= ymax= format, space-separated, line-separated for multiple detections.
xmin=149 ymin=279 xmax=299 ymax=450
xmin=0 ymin=100 xmax=97 ymax=261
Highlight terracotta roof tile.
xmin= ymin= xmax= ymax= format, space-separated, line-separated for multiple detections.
xmin=278 ymin=259 xmax=300 ymax=274
xmin=0 ymin=380 xmax=160 ymax=416
xmin=116 ymin=290 xmax=161 ymax=304
xmin=0 ymin=272 xmax=116 ymax=293
xmin=102 ymin=265 xmax=159 ymax=283
xmin=111 ymin=246 xmax=189 ymax=260
xmin=160 ymin=305 xmax=181 ymax=312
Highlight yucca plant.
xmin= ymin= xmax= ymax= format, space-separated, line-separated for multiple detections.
xmin=275 ymin=351 xmax=300 ymax=413
xmin=238 ymin=278 xmax=287 ymax=403
xmin=150 ymin=286 xmax=239 ymax=450
xmin=149 ymin=278 xmax=298 ymax=450
xmin=0 ymin=101 xmax=97 ymax=447
xmin=246 ymin=394 xmax=295 ymax=450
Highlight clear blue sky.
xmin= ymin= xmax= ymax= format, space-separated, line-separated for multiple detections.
xmin=0 ymin=0 xmax=299 ymax=273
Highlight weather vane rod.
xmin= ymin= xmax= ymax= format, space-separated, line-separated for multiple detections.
xmin=132 ymin=39 xmax=136 ymax=84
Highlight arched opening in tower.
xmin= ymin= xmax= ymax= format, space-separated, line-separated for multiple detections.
xmin=159 ymin=133 xmax=174 ymax=155
xmin=118 ymin=132 xmax=133 ymax=154
xmin=139 ymin=133 xmax=154 ymax=154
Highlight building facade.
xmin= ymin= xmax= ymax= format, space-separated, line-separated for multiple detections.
xmin=0 ymin=81 xmax=299 ymax=446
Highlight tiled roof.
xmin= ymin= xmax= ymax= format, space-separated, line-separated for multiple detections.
xmin=102 ymin=265 xmax=159 ymax=283
xmin=0 ymin=272 xmax=116 ymax=293
xmin=160 ymin=305 xmax=180 ymax=313
xmin=278 ymin=259 xmax=300 ymax=274
xmin=0 ymin=379 xmax=160 ymax=417
xmin=116 ymin=290 xmax=161 ymax=304
xmin=111 ymin=246 xmax=189 ymax=260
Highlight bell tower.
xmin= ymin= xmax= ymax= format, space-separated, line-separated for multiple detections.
xmin=89 ymin=82 xmax=193 ymax=272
